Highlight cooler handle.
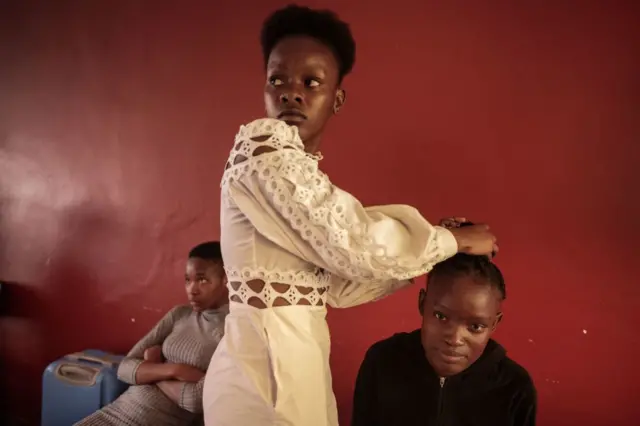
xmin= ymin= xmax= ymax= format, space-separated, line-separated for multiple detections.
xmin=55 ymin=364 xmax=98 ymax=386
xmin=65 ymin=352 xmax=119 ymax=367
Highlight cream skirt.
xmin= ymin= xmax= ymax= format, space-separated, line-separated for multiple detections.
xmin=203 ymin=302 xmax=338 ymax=426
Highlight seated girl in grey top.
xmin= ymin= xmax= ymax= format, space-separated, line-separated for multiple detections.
xmin=76 ymin=241 xmax=229 ymax=426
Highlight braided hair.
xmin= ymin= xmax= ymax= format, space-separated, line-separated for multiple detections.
xmin=428 ymin=222 xmax=505 ymax=300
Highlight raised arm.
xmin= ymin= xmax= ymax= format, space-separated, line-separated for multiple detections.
xmin=223 ymin=118 xmax=458 ymax=283
xmin=117 ymin=306 xmax=187 ymax=385
xmin=325 ymin=275 xmax=413 ymax=308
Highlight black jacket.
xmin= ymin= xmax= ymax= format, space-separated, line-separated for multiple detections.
xmin=352 ymin=330 xmax=536 ymax=426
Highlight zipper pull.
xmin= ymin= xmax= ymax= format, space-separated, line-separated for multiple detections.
xmin=440 ymin=377 xmax=446 ymax=388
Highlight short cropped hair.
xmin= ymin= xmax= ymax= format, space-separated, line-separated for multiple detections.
xmin=260 ymin=4 xmax=356 ymax=82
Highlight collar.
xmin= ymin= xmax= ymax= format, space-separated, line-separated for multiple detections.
xmin=201 ymin=303 xmax=230 ymax=321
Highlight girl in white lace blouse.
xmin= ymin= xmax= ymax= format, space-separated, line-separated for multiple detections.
xmin=202 ymin=5 xmax=498 ymax=426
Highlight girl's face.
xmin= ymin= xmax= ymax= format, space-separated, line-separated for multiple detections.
xmin=264 ymin=35 xmax=344 ymax=152
xmin=185 ymin=257 xmax=228 ymax=311
xmin=419 ymin=275 xmax=503 ymax=377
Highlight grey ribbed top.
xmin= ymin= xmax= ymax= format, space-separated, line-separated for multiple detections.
xmin=75 ymin=304 xmax=228 ymax=426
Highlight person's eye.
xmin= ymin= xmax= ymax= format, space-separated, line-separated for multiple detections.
xmin=305 ymin=78 xmax=320 ymax=88
xmin=269 ymin=76 xmax=284 ymax=86
xmin=469 ymin=324 xmax=487 ymax=333
xmin=434 ymin=311 xmax=447 ymax=321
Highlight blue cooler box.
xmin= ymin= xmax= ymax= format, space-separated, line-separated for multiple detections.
xmin=41 ymin=349 xmax=130 ymax=426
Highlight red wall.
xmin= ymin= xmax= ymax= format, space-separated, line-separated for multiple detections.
xmin=1 ymin=1 xmax=639 ymax=425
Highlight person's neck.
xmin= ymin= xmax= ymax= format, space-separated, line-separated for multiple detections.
xmin=303 ymin=135 xmax=322 ymax=154
xmin=200 ymin=303 xmax=229 ymax=318
xmin=205 ymin=302 xmax=228 ymax=311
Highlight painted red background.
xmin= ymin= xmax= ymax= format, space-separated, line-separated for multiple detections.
xmin=1 ymin=1 xmax=639 ymax=425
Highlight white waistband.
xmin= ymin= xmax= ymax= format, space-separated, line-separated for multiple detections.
xmin=224 ymin=266 xmax=332 ymax=288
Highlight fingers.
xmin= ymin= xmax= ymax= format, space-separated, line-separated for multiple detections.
xmin=439 ymin=219 xmax=454 ymax=228
xmin=144 ymin=346 xmax=162 ymax=362
xmin=440 ymin=216 xmax=468 ymax=228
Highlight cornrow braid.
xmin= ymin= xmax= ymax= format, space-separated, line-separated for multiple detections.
xmin=428 ymin=222 xmax=506 ymax=300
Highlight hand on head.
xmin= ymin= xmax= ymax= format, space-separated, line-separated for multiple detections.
xmin=440 ymin=217 xmax=498 ymax=259
xmin=439 ymin=216 xmax=468 ymax=229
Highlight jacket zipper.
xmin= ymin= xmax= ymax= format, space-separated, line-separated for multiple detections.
xmin=437 ymin=377 xmax=446 ymax=426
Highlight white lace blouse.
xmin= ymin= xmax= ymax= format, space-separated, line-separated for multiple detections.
xmin=220 ymin=118 xmax=458 ymax=309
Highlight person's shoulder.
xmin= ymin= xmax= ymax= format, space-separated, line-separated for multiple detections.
xmin=365 ymin=329 xmax=421 ymax=361
xmin=237 ymin=117 xmax=283 ymax=130
xmin=223 ymin=118 xmax=306 ymax=172
xmin=166 ymin=305 xmax=193 ymax=319
xmin=234 ymin=117 xmax=300 ymax=144
xmin=499 ymin=355 xmax=536 ymax=394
